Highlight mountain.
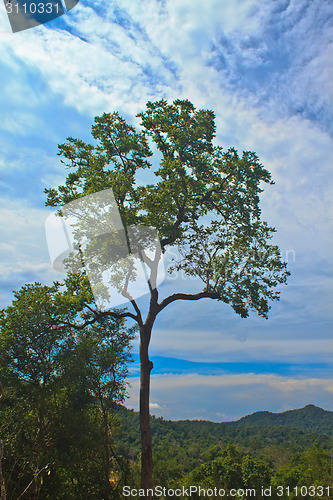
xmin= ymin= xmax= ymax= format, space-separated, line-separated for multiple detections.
xmin=232 ymin=404 xmax=333 ymax=435
xmin=116 ymin=404 xmax=333 ymax=463
xmin=116 ymin=404 xmax=333 ymax=473
xmin=118 ymin=403 xmax=333 ymax=436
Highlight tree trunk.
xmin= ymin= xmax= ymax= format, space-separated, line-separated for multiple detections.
xmin=139 ymin=325 xmax=153 ymax=498
xmin=102 ymin=407 xmax=111 ymax=500
xmin=0 ymin=439 xmax=6 ymax=500
xmin=0 ymin=384 xmax=5 ymax=500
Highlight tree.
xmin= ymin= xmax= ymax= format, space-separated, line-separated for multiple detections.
xmin=0 ymin=283 xmax=71 ymax=499
xmin=182 ymin=444 xmax=272 ymax=498
xmin=65 ymin=317 xmax=136 ymax=499
xmin=0 ymin=383 xmax=5 ymax=500
xmin=272 ymin=445 xmax=333 ymax=499
xmin=45 ymin=98 xmax=290 ymax=496
xmin=0 ymin=281 xmax=135 ymax=499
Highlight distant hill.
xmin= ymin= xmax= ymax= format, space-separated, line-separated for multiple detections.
xmin=232 ymin=404 xmax=333 ymax=436
xmin=116 ymin=404 xmax=333 ymax=468
xmin=115 ymin=404 xmax=333 ymax=485
xmin=119 ymin=403 xmax=333 ymax=436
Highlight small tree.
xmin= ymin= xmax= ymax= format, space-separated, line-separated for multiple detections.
xmin=45 ymin=99 xmax=289 ymax=496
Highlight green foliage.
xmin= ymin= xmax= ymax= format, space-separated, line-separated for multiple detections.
xmin=111 ymin=405 xmax=333 ymax=489
xmin=180 ymin=445 xmax=271 ymax=499
xmin=45 ymin=98 xmax=289 ymax=320
xmin=272 ymin=445 xmax=333 ymax=499
xmin=109 ymin=407 xmax=333 ymax=499
xmin=0 ymin=282 xmax=69 ymax=386
xmin=0 ymin=282 xmax=135 ymax=499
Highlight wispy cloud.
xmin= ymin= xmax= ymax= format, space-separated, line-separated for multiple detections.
xmin=147 ymin=328 xmax=333 ymax=364
xmin=0 ymin=199 xmax=59 ymax=306
xmin=126 ymin=372 xmax=333 ymax=421
xmin=207 ymin=1 xmax=333 ymax=133
xmin=2 ymin=0 xmax=331 ymax=127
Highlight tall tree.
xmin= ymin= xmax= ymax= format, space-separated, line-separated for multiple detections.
xmin=45 ymin=98 xmax=290 ymax=496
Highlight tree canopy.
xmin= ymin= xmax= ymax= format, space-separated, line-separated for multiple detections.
xmin=0 ymin=282 xmax=135 ymax=499
xmin=45 ymin=99 xmax=289 ymax=319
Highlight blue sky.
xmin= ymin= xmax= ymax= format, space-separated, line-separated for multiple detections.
xmin=0 ymin=0 xmax=332 ymax=421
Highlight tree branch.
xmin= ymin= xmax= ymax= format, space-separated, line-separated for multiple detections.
xmin=0 ymin=382 xmax=4 ymax=400
xmin=108 ymin=133 xmax=129 ymax=173
xmin=17 ymin=465 xmax=49 ymax=500
xmin=61 ymin=308 xmax=140 ymax=330
xmin=128 ymin=299 xmax=143 ymax=327
xmin=158 ymin=290 xmax=220 ymax=313
xmin=160 ymin=199 xmax=187 ymax=249
xmin=161 ymin=174 xmax=232 ymax=250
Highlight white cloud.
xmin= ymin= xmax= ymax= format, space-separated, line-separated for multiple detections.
xmin=0 ymin=1 xmax=180 ymax=117
xmin=148 ymin=328 xmax=333 ymax=364
xmin=126 ymin=372 xmax=333 ymax=421
xmin=149 ymin=402 xmax=161 ymax=410
xmin=0 ymin=199 xmax=61 ymax=306
xmin=1 ymin=0 xmax=331 ymax=125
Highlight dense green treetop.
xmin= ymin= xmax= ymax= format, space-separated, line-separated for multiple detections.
xmin=0 ymin=282 xmax=136 ymax=499
xmin=45 ymin=99 xmax=289 ymax=319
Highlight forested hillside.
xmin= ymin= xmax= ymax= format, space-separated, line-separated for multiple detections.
xmin=1 ymin=377 xmax=333 ymax=498
xmin=233 ymin=404 xmax=333 ymax=435
xmin=116 ymin=403 xmax=333 ymax=465
xmin=115 ymin=404 xmax=333 ymax=498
